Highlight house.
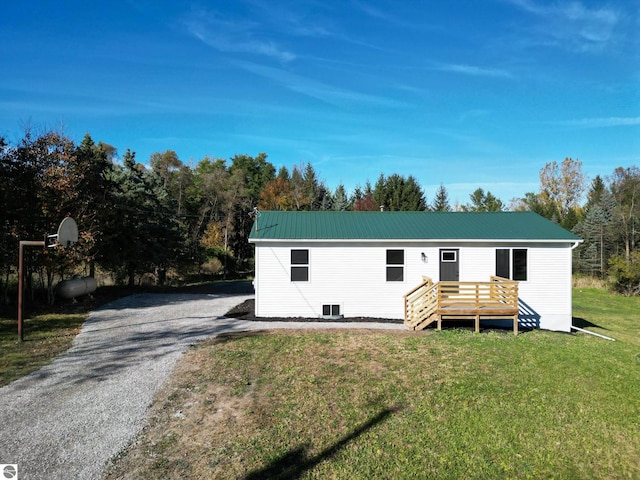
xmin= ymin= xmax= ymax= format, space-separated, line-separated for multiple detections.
xmin=248 ymin=210 xmax=582 ymax=332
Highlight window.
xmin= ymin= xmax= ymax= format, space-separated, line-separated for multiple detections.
xmin=441 ymin=250 xmax=457 ymax=262
xmin=291 ymin=249 xmax=309 ymax=282
xmin=322 ymin=304 xmax=341 ymax=316
xmin=496 ymin=249 xmax=510 ymax=278
xmin=496 ymin=248 xmax=527 ymax=281
xmin=513 ymin=249 xmax=527 ymax=281
xmin=386 ymin=249 xmax=404 ymax=282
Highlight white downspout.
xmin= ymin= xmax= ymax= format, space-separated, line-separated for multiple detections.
xmin=571 ymin=325 xmax=615 ymax=341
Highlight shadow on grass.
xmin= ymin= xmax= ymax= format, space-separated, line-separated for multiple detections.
xmin=213 ymin=330 xmax=267 ymax=344
xmin=573 ymin=316 xmax=610 ymax=331
xmin=0 ymin=314 xmax=85 ymax=341
xmin=243 ymin=406 xmax=401 ymax=480
xmin=26 ymin=315 xmax=85 ymax=334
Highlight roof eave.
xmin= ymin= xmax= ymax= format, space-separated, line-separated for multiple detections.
xmin=249 ymin=237 xmax=582 ymax=244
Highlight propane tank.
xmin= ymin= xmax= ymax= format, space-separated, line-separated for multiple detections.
xmin=55 ymin=276 xmax=97 ymax=300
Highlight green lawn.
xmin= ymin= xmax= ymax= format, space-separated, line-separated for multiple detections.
xmin=106 ymin=288 xmax=640 ymax=479
xmin=0 ymin=311 xmax=87 ymax=386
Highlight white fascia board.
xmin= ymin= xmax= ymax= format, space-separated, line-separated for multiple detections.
xmin=250 ymin=238 xmax=582 ymax=245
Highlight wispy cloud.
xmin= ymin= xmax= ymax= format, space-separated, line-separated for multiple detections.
xmin=234 ymin=61 xmax=407 ymax=108
xmin=352 ymin=0 xmax=397 ymax=23
xmin=437 ymin=63 xmax=514 ymax=79
xmin=181 ymin=6 xmax=295 ymax=62
xmin=556 ymin=116 xmax=640 ymax=128
xmin=351 ymin=0 xmax=427 ymax=31
xmin=240 ymin=0 xmax=334 ymax=39
xmin=458 ymin=109 xmax=491 ymax=122
xmin=503 ymin=0 xmax=622 ymax=52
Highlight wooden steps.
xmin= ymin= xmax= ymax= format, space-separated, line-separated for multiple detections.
xmin=404 ymin=276 xmax=519 ymax=334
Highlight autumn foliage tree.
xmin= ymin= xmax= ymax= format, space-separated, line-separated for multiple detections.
xmin=533 ymin=157 xmax=586 ymax=229
xmin=259 ymin=177 xmax=295 ymax=210
xmin=1 ymin=126 xmax=639 ymax=296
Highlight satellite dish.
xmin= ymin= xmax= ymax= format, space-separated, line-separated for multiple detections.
xmin=56 ymin=217 xmax=78 ymax=246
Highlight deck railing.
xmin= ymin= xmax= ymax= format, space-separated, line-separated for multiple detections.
xmin=403 ymin=276 xmax=438 ymax=330
xmin=404 ymin=276 xmax=519 ymax=334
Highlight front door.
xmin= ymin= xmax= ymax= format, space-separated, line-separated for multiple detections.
xmin=439 ymin=249 xmax=459 ymax=281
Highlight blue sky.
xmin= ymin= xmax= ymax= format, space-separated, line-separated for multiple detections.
xmin=1 ymin=0 xmax=638 ymax=206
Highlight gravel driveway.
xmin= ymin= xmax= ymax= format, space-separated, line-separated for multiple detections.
xmin=0 ymin=291 xmax=404 ymax=479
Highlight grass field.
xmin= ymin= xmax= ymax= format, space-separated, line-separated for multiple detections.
xmin=0 ymin=311 xmax=87 ymax=387
xmin=103 ymin=288 xmax=640 ymax=479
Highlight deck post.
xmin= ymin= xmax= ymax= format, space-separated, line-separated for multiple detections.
xmin=475 ymin=314 xmax=480 ymax=333
xmin=404 ymin=297 xmax=408 ymax=324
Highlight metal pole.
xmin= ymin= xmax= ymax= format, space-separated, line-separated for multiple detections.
xmin=224 ymin=226 xmax=228 ymax=280
xmin=18 ymin=240 xmax=45 ymax=342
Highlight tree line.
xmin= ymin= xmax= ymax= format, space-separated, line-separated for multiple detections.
xmin=1 ymin=129 xmax=638 ymax=302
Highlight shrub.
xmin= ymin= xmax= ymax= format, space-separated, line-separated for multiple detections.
xmin=608 ymin=252 xmax=640 ymax=296
xmin=201 ymin=258 xmax=223 ymax=275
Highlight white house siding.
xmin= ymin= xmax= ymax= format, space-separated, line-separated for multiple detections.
xmin=518 ymin=244 xmax=573 ymax=332
xmin=446 ymin=243 xmax=573 ymax=332
xmin=458 ymin=246 xmax=494 ymax=281
xmin=255 ymin=242 xmax=418 ymax=319
xmin=254 ymin=241 xmax=574 ymax=332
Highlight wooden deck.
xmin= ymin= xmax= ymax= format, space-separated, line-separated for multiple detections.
xmin=404 ymin=276 xmax=519 ymax=334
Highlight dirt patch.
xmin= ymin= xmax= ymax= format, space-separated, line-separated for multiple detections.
xmin=103 ymin=329 xmax=418 ymax=479
xmin=103 ymin=342 xmax=260 ymax=479
xmin=224 ymin=299 xmax=521 ymax=334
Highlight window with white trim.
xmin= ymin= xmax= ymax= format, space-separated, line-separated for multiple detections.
xmin=291 ymin=249 xmax=309 ymax=282
xmin=386 ymin=249 xmax=404 ymax=282
xmin=441 ymin=250 xmax=457 ymax=262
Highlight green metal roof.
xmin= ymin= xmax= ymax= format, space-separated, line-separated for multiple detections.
xmin=248 ymin=211 xmax=582 ymax=242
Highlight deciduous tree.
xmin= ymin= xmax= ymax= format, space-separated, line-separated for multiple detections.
xmin=228 ymin=153 xmax=275 ymax=265
xmin=609 ymin=166 xmax=640 ymax=261
xmin=538 ymin=157 xmax=586 ymax=228
xmin=259 ymin=177 xmax=295 ymax=210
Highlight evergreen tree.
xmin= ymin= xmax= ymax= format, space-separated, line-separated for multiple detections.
xmin=100 ymin=149 xmax=183 ymax=286
xmin=462 ymin=188 xmax=504 ymax=212
xmin=302 ymin=162 xmax=321 ymax=210
xmin=332 ymin=183 xmax=350 ymax=211
xmin=373 ymin=173 xmax=427 ymax=211
xmin=573 ymin=197 xmax=615 ymax=276
xmin=432 ymin=184 xmax=451 ymax=212
xmin=317 ymin=183 xmax=333 ymax=210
